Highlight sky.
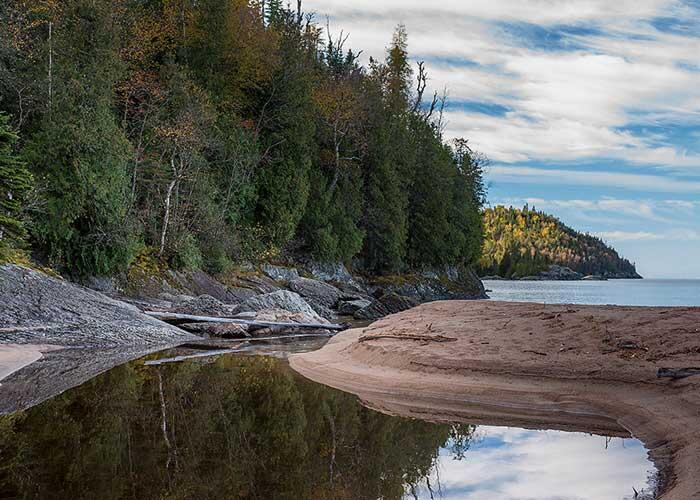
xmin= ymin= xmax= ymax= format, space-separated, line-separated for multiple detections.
xmin=304 ymin=0 xmax=700 ymax=278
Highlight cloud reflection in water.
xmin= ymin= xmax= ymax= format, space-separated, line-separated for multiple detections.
xmin=413 ymin=426 xmax=654 ymax=500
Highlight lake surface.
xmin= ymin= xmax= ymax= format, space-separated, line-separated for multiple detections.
xmin=0 ymin=349 xmax=655 ymax=500
xmin=484 ymin=279 xmax=700 ymax=307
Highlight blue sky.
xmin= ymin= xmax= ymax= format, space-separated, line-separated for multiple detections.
xmin=305 ymin=0 xmax=700 ymax=278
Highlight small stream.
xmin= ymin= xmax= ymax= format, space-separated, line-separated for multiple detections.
xmin=0 ymin=341 xmax=656 ymax=500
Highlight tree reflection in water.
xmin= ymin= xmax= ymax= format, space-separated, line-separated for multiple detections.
xmin=0 ymin=354 xmax=474 ymax=499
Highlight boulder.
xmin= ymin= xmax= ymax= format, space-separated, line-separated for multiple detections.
xmin=337 ymin=298 xmax=372 ymax=316
xmin=354 ymin=292 xmax=420 ymax=321
xmin=306 ymin=262 xmax=353 ymax=283
xmin=252 ymin=308 xmax=330 ymax=325
xmin=238 ymin=290 xmax=325 ymax=323
xmin=261 ymin=264 xmax=300 ymax=282
xmin=244 ymin=308 xmax=331 ymax=336
xmin=287 ymin=277 xmax=343 ymax=319
xmin=167 ymin=270 xmax=256 ymax=303
xmin=179 ymin=322 xmax=250 ymax=338
xmin=174 ymin=295 xmax=239 ymax=317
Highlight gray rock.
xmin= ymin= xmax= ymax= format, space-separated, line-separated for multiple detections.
xmin=83 ymin=276 xmax=117 ymax=294
xmin=520 ymin=265 xmax=582 ymax=281
xmin=0 ymin=264 xmax=192 ymax=347
xmin=0 ymin=264 xmax=195 ymax=414
xmin=252 ymin=308 xmax=329 ymax=326
xmin=167 ymin=270 xmax=255 ymax=303
xmin=287 ymin=277 xmax=343 ymax=319
xmin=179 ymin=322 xmax=250 ymax=338
xmin=261 ymin=264 xmax=300 ymax=282
xmin=238 ymin=290 xmax=325 ymax=323
xmin=174 ymin=295 xmax=239 ymax=317
xmin=306 ymin=262 xmax=353 ymax=283
xmin=354 ymin=292 xmax=420 ymax=321
xmin=337 ymin=298 xmax=372 ymax=316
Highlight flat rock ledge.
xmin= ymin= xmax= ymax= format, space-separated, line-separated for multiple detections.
xmin=290 ymin=300 xmax=700 ymax=500
xmin=0 ymin=264 xmax=195 ymax=414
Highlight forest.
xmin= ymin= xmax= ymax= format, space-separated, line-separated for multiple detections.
xmin=0 ymin=0 xmax=486 ymax=279
xmin=478 ymin=205 xmax=641 ymax=279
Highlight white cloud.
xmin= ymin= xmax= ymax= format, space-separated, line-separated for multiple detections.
xmin=595 ymin=230 xmax=662 ymax=241
xmin=597 ymin=229 xmax=700 ymax=241
xmin=305 ymin=0 xmax=700 ymax=169
xmin=487 ymin=165 xmax=700 ymax=192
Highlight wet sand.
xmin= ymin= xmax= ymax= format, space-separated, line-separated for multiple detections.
xmin=290 ymin=300 xmax=700 ymax=500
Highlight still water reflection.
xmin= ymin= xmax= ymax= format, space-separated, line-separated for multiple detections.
xmin=0 ymin=351 xmax=654 ymax=500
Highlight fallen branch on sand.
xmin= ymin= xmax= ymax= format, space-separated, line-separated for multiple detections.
xmin=144 ymin=311 xmax=347 ymax=331
xmin=358 ymin=334 xmax=457 ymax=343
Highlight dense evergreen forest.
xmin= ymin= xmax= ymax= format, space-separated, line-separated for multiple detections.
xmin=0 ymin=0 xmax=485 ymax=278
xmin=479 ymin=205 xmax=641 ymax=279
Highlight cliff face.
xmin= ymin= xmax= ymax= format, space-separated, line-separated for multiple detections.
xmin=478 ymin=206 xmax=642 ymax=279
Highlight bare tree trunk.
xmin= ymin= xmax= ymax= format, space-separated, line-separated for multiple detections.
xmin=328 ymin=134 xmax=341 ymax=195
xmin=159 ymin=157 xmax=178 ymax=258
xmin=48 ymin=22 xmax=53 ymax=112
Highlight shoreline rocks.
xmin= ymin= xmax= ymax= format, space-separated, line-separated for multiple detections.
xmin=482 ymin=264 xmax=643 ymax=281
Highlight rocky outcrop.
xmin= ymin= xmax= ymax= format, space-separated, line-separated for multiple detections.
xmin=337 ymin=298 xmax=372 ymax=316
xmin=305 ymin=262 xmax=354 ymax=283
xmin=354 ymin=292 xmax=421 ymax=320
xmin=261 ymin=264 xmax=300 ymax=283
xmin=175 ymin=294 xmax=239 ymax=317
xmin=179 ymin=322 xmax=250 ymax=338
xmin=0 ymin=264 xmax=193 ymax=348
xmin=238 ymin=290 xmax=326 ymax=323
xmin=520 ymin=265 xmax=582 ymax=281
xmin=287 ymin=277 xmax=343 ymax=319
xmin=0 ymin=264 xmax=195 ymax=415
xmin=167 ymin=270 xmax=258 ymax=302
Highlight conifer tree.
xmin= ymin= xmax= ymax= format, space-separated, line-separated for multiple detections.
xmin=0 ymin=113 xmax=32 ymax=247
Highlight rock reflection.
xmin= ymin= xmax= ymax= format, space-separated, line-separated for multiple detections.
xmin=0 ymin=354 xmax=470 ymax=499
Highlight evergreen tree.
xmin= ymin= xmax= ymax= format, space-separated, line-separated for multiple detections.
xmin=0 ymin=113 xmax=32 ymax=247
xmin=23 ymin=0 xmax=134 ymax=276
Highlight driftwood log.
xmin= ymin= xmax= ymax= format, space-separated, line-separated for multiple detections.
xmin=658 ymin=367 xmax=700 ymax=380
xmin=145 ymin=311 xmax=347 ymax=332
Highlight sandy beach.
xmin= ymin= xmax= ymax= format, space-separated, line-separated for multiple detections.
xmin=290 ymin=300 xmax=700 ymax=500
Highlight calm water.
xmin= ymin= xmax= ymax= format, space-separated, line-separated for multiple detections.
xmin=0 ymin=350 xmax=655 ymax=500
xmin=484 ymin=279 xmax=700 ymax=307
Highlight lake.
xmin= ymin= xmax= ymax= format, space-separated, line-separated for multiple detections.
xmin=483 ymin=279 xmax=700 ymax=307
xmin=0 ymin=348 xmax=655 ymax=500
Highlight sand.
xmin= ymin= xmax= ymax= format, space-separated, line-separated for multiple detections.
xmin=290 ymin=300 xmax=700 ymax=500
xmin=0 ymin=344 xmax=61 ymax=382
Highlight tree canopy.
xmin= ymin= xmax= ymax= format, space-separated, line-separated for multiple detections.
xmin=479 ymin=205 xmax=640 ymax=278
xmin=0 ymin=0 xmax=485 ymax=277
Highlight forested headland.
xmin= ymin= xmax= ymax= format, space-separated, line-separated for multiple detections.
xmin=0 ymin=0 xmax=485 ymax=279
xmin=478 ymin=205 xmax=641 ymax=279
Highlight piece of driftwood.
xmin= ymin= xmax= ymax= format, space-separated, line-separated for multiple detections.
xmin=145 ymin=348 xmax=246 ymax=366
xmin=657 ymin=367 xmax=700 ymax=380
xmin=145 ymin=311 xmax=346 ymax=331
xmin=358 ymin=334 xmax=457 ymax=343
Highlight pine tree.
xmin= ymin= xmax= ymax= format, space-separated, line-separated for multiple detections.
xmin=0 ymin=113 xmax=32 ymax=246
